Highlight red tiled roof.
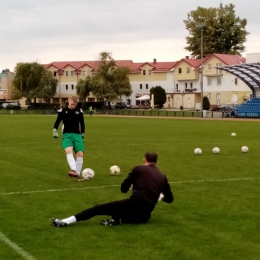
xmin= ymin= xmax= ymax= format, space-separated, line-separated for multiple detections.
xmin=203 ymin=53 xmax=246 ymax=65
xmin=44 ymin=60 xmax=178 ymax=73
xmin=174 ymin=57 xmax=202 ymax=69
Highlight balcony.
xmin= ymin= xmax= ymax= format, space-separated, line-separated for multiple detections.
xmin=185 ymin=88 xmax=197 ymax=92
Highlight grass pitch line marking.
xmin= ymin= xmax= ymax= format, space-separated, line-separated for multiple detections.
xmin=170 ymin=177 xmax=260 ymax=184
xmin=0 ymin=185 xmax=120 ymax=195
xmin=0 ymin=231 xmax=37 ymax=260
xmin=0 ymin=177 xmax=259 ymax=196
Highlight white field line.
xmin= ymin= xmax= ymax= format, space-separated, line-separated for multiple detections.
xmin=0 ymin=177 xmax=259 ymax=196
xmin=0 ymin=231 xmax=37 ymax=260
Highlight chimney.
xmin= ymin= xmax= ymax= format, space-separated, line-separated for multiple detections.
xmin=153 ymin=59 xmax=157 ymax=64
xmin=185 ymin=56 xmax=189 ymax=59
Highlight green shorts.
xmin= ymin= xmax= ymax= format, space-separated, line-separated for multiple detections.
xmin=62 ymin=133 xmax=85 ymax=153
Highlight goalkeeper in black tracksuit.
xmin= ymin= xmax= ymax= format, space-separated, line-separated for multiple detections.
xmin=53 ymin=96 xmax=85 ymax=178
xmin=51 ymin=151 xmax=174 ymax=227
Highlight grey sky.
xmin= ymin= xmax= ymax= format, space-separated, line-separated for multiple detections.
xmin=1 ymin=0 xmax=259 ymax=71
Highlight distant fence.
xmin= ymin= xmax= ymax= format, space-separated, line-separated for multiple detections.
xmin=114 ymin=109 xmax=202 ymax=117
xmin=0 ymin=109 xmax=224 ymax=118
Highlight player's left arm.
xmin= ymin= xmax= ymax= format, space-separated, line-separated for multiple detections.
xmin=53 ymin=109 xmax=63 ymax=138
xmin=161 ymin=177 xmax=174 ymax=203
xmin=121 ymin=169 xmax=136 ymax=193
xmin=79 ymin=108 xmax=85 ymax=139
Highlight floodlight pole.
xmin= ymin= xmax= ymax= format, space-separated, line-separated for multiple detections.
xmin=197 ymin=24 xmax=205 ymax=117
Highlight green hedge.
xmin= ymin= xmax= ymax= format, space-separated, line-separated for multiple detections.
xmin=6 ymin=104 xmax=21 ymax=110
xmin=29 ymin=103 xmax=60 ymax=110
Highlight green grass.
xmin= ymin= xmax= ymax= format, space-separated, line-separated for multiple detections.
xmin=0 ymin=115 xmax=260 ymax=260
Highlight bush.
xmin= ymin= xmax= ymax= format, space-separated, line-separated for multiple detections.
xmin=30 ymin=103 xmax=60 ymax=110
xmin=6 ymin=104 xmax=20 ymax=110
xmin=203 ymin=96 xmax=210 ymax=110
xmin=79 ymin=102 xmax=105 ymax=110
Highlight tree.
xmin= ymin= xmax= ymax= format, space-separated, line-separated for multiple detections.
xmin=13 ymin=62 xmax=58 ymax=102
xmin=10 ymin=88 xmax=23 ymax=100
xmin=150 ymin=86 xmax=166 ymax=108
xmin=184 ymin=3 xmax=249 ymax=57
xmin=76 ymin=77 xmax=93 ymax=100
xmin=76 ymin=52 xmax=132 ymax=101
xmin=203 ymin=96 xmax=210 ymax=110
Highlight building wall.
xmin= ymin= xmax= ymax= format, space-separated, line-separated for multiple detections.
xmin=128 ymin=71 xmax=174 ymax=105
xmin=43 ymin=55 xmax=254 ymax=109
xmin=0 ymin=71 xmax=14 ymax=100
xmin=174 ymin=61 xmax=199 ymax=80
xmin=246 ymin=53 xmax=260 ymax=63
xmin=203 ymin=57 xmax=252 ymax=106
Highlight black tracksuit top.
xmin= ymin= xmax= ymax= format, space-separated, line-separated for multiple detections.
xmin=121 ymin=164 xmax=174 ymax=206
xmin=53 ymin=107 xmax=85 ymax=134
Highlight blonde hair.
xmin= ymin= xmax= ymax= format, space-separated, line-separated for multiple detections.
xmin=69 ymin=96 xmax=78 ymax=104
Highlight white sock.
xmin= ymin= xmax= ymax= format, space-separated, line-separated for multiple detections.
xmin=66 ymin=154 xmax=76 ymax=172
xmin=62 ymin=216 xmax=77 ymax=225
xmin=75 ymin=157 xmax=83 ymax=175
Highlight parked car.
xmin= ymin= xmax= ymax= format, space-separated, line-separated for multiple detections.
xmin=115 ymin=102 xmax=127 ymax=109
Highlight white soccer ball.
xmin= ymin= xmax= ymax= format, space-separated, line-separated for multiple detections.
xmin=110 ymin=165 xmax=120 ymax=175
xmin=194 ymin=148 xmax=202 ymax=155
xmin=212 ymin=147 xmax=220 ymax=154
xmin=231 ymin=133 xmax=236 ymax=136
xmin=241 ymin=146 xmax=249 ymax=153
xmin=81 ymin=168 xmax=95 ymax=180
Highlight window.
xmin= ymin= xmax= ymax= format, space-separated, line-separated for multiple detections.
xmin=207 ymin=93 xmax=212 ymax=99
xmin=185 ymin=83 xmax=188 ymax=89
xmin=190 ymin=83 xmax=193 ymax=89
xmin=186 ymin=67 xmax=190 ymax=73
xmin=88 ymin=98 xmax=95 ymax=102
xmin=65 ymin=71 xmax=69 ymax=77
xmin=82 ymin=71 xmax=86 ymax=77
xmin=70 ymin=71 xmax=74 ymax=77
xmin=65 ymin=85 xmax=68 ymax=90
xmin=216 ymin=63 xmax=222 ymax=74
xmin=235 ymin=78 xmax=238 ymax=85
xmin=178 ymin=68 xmax=182 ymax=74
xmin=176 ymin=84 xmax=179 ymax=92
xmin=148 ymin=70 xmax=152 ymax=75
xmin=140 ymin=84 xmax=142 ymax=90
xmin=146 ymin=84 xmax=148 ymax=89
xmin=53 ymin=72 xmax=57 ymax=77
xmin=168 ymin=97 xmax=170 ymax=102
xmin=217 ymin=77 xmax=222 ymax=85
xmin=71 ymin=84 xmax=74 ymax=90
xmin=142 ymin=70 xmax=146 ymax=76
xmin=216 ymin=93 xmax=220 ymax=105
xmin=207 ymin=78 xmax=212 ymax=86
xmin=208 ymin=64 xmax=212 ymax=70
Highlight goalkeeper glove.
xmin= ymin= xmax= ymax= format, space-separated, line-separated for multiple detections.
xmin=53 ymin=129 xmax=59 ymax=138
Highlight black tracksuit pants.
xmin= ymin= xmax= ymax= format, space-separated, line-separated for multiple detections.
xmin=75 ymin=197 xmax=155 ymax=223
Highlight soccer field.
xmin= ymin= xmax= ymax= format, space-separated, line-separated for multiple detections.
xmin=0 ymin=115 xmax=260 ymax=260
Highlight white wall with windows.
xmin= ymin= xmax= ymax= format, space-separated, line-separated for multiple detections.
xmin=125 ymin=72 xmax=175 ymax=105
